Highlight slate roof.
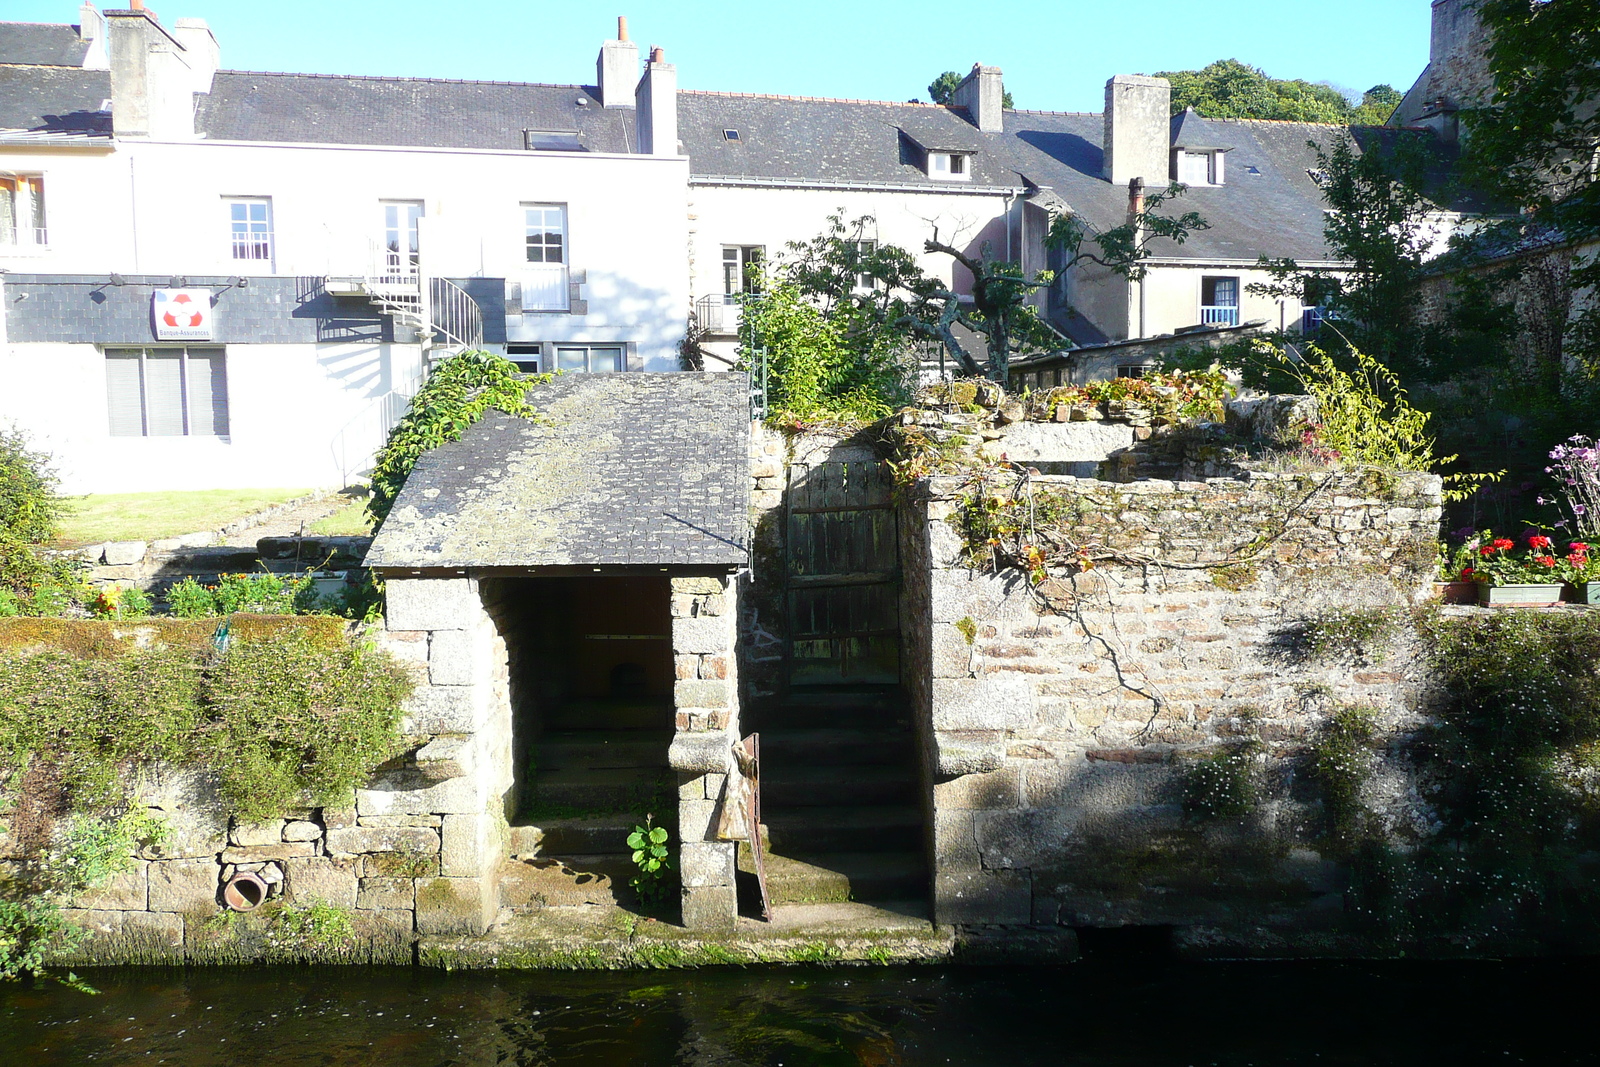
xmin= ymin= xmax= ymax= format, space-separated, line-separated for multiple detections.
xmin=0 ymin=23 xmax=90 ymax=67
xmin=196 ymin=71 xmax=637 ymax=152
xmin=0 ymin=64 xmax=110 ymax=136
xmin=365 ymin=373 xmax=750 ymax=571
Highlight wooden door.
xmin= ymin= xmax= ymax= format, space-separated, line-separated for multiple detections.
xmin=785 ymin=459 xmax=899 ymax=685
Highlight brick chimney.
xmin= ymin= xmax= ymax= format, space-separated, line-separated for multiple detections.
xmin=106 ymin=6 xmax=208 ymax=138
xmin=1103 ymin=74 xmax=1171 ymax=186
xmin=1389 ymin=0 xmax=1492 ymax=141
xmin=597 ymin=16 xmax=640 ymax=108
xmin=635 ymin=46 xmax=677 ymax=156
xmin=951 ymin=64 xmax=1004 ymax=132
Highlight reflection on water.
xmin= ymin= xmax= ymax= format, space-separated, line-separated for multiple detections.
xmin=0 ymin=959 xmax=1588 ymax=1065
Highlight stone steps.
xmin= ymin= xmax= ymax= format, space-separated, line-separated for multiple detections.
xmin=761 ymin=762 xmax=918 ymax=807
xmin=739 ymin=848 xmax=927 ymax=905
xmin=762 ymin=803 xmax=923 ymax=853
xmin=528 ymin=767 xmax=675 ymax=815
xmin=542 ymin=699 xmax=675 ymax=731
xmin=509 ymin=813 xmax=672 ymax=858
xmin=535 ymin=729 xmax=674 ymax=771
xmin=754 ymin=726 xmax=918 ymax=767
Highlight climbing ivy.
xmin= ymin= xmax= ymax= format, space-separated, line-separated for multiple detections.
xmin=367 ymin=350 xmax=548 ymax=526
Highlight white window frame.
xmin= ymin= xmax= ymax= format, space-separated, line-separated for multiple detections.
xmin=521 ymin=203 xmax=571 ymax=312
xmin=0 ymin=172 xmax=48 ymax=249
xmin=928 ymin=152 xmax=972 ymax=181
xmin=551 ymin=344 xmax=625 ymax=374
xmin=1177 ymin=150 xmax=1223 ymax=187
xmin=104 ymin=346 xmax=230 ymax=438
xmin=845 ymin=239 xmax=879 ymax=291
xmin=1200 ymin=276 xmax=1241 ymax=327
xmin=722 ymin=245 xmax=764 ymax=304
xmin=225 ymin=196 xmax=274 ymax=268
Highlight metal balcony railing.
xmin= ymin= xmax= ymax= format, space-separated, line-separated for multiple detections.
xmin=230 ymin=232 xmax=273 ymax=261
xmin=1200 ymin=304 xmax=1240 ymax=327
xmin=696 ymin=293 xmax=740 ymax=334
xmin=429 ymin=277 xmax=483 ymax=351
xmin=0 ymin=225 xmax=48 ymax=248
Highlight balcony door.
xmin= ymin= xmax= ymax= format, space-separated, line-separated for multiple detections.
xmin=380 ymin=200 xmax=423 ymax=281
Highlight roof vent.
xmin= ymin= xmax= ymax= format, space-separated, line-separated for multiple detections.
xmin=722 ymin=129 xmax=740 ymax=142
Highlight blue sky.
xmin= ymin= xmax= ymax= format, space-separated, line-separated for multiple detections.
xmin=10 ymin=1 xmax=1433 ymax=112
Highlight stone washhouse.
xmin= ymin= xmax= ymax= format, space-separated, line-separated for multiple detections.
xmin=352 ymin=371 xmax=1444 ymax=953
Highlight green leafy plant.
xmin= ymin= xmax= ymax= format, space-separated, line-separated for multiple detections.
xmin=1307 ymin=705 xmax=1378 ymax=849
xmin=0 ymin=898 xmax=91 ymax=992
xmin=1300 ymin=607 xmax=1402 ymax=663
xmin=1470 ymin=532 xmax=1565 ymax=586
xmin=368 ymin=350 xmax=544 ymax=526
xmin=49 ymin=810 xmax=168 ymax=893
xmin=626 ymin=814 xmax=673 ymax=905
xmin=268 ymin=900 xmax=356 ymax=955
xmin=1181 ymin=740 xmax=1261 ymax=821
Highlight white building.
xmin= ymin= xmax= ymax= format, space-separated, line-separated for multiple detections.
xmin=0 ymin=8 xmax=687 ymax=493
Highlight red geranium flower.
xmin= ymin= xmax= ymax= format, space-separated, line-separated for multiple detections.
xmin=1529 ymin=535 xmax=1553 ymax=550
xmin=1491 ymin=538 xmax=1515 ymax=551
xmin=1459 ymin=566 xmax=1475 ymax=580
xmin=1571 ymin=542 xmax=1591 ymax=554
xmin=1536 ymin=555 xmax=1557 ymax=567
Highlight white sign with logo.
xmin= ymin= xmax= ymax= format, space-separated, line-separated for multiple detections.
xmin=152 ymin=289 xmax=214 ymax=341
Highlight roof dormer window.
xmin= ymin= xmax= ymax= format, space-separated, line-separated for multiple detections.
xmin=929 ymin=151 xmax=971 ymax=181
xmin=1175 ymin=149 xmax=1223 ymax=186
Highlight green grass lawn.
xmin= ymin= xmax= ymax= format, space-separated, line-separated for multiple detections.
xmin=55 ymin=488 xmax=312 ymax=545
xmin=309 ymin=493 xmax=374 ymax=537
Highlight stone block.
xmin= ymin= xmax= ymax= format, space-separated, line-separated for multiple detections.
xmin=440 ymin=813 xmax=495 ymax=878
xmin=673 ymin=616 xmax=729 ymax=654
xmin=934 ymin=810 xmax=980 ymax=868
xmin=680 ymin=884 xmax=738 ymax=930
xmin=934 ymin=730 xmax=1006 ymax=777
xmin=416 ymin=734 xmax=471 ymax=781
xmin=357 ymin=775 xmax=482 ymax=817
xmin=75 ymin=863 xmax=148 ymax=911
xmin=428 ymin=629 xmax=475 ymax=686
xmin=230 ymin=820 xmax=284 ymax=847
xmin=401 ymin=685 xmax=475 ymax=733
xmin=679 ymin=841 xmax=735 ymax=888
xmin=122 ymin=909 xmax=185 ymax=948
xmin=674 ymin=679 xmax=728 ymax=708
xmin=357 ymin=876 xmax=416 ymax=911
xmin=384 ymin=578 xmax=480 ymax=632
xmin=415 ymin=876 xmax=494 ymax=936
xmin=935 ymin=869 xmax=1032 ymax=926
xmin=932 ymin=623 xmax=974 ymax=679
xmin=678 ymin=798 xmax=717 ymax=842
xmin=668 ymin=732 xmax=730 ymax=774
xmin=322 ymin=806 xmax=358 ymax=830
xmin=220 ymin=843 xmax=317 ymax=864
xmin=148 ymin=858 xmax=219 ymax=912
xmin=137 ymin=769 xmax=228 ymax=859
xmin=929 ymin=570 xmax=1014 ymax=624
xmin=507 ymin=825 xmax=544 ymax=858
xmin=325 ymin=825 xmax=440 ymax=856
xmin=285 ymin=857 xmax=359 ymax=908
xmin=671 ymin=577 xmax=725 ymax=595
xmin=934 ymin=764 xmax=1021 ymax=809
xmin=931 ymin=677 xmax=1037 ymax=731
xmin=282 ymin=820 xmax=322 ymax=842
xmin=377 ymin=629 xmax=430 ymax=667
xmin=102 ymin=540 xmax=148 ymax=566
xmin=974 ymin=808 xmax=1076 ymax=869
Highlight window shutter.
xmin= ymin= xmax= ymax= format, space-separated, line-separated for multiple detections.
xmin=145 ymin=352 xmax=186 ymax=436
xmin=186 ymin=349 xmax=229 ymax=436
xmin=105 ymin=352 xmax=145 ymax=436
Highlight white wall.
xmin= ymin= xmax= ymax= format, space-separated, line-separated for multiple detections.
xmin=0 ymin=139 xmax=691 ymax=368
xmin=688 ymin=183 xmax=1019 ymax=365
xmin=0 ymin=339 xmax=425 ymax=494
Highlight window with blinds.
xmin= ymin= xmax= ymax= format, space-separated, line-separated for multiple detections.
xmin=105 ymin=348 xmax=230 ymax=437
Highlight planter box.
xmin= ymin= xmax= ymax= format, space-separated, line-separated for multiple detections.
xmin=1479 ymin=583 xmax=1563 ymax=607
xmin=1433 ymin=581 xmax=1479 ymax=605
xmin=1565 ymin=581 xmax=1600 ymax=606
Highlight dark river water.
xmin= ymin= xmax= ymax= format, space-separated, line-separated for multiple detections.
xmin=0 ymin=959 xmax=1594 ymax=1066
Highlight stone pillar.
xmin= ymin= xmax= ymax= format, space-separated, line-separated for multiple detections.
xmin=373 ymin=575 xmax=511 ymax=936
xmin=667 ymin=574 xmax=741 ymax=929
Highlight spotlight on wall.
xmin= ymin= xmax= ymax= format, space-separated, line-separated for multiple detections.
xmin=169 ymin=276 xmax=187 ymax=288
xmin=234 ymin=277 xmax=249 ymax=288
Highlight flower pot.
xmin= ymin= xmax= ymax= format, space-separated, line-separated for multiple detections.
xmin=1565 ymin=581 xmax=1600 ymax=606
xmin=1478 ymin=583 xmax=1563 ymax=607
xmin=1433 ymin=581 xmax=1479 ymax=604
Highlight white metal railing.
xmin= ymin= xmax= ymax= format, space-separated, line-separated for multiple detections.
xmin=0 ymin=225 xmax=48 ymax=248
xmin=1201 ymin=305 xmax=1240 ymax=327
xmin=696 ymin=293 xmax=741 ymax=334
xmin=330 ymin=366 xmax=424 ymax=486
xmin=230 ymin=232 xmax=273 ymax=261
xmin=520 ymin=263 xmax=569 ymax=312
xmin=429 ymin=277 xmax=483 ymax=351
xmin=368 ymin=238 xmax=421 ymax=289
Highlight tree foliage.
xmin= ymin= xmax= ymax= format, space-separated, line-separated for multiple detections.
xmin=1154 ymin=59 xmax=1371 ymax=123
xmin=367 ymin=350 xmax=540 ymax=526
xmin=927 ymin=70 xmax=1014 ymax=111
xmin=771 ymin=196 xmax=1206 ymax=384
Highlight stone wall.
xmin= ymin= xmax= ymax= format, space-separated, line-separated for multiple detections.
xmin=902 ymin=466 xmax=1443 ymax=942
xmin=669 ymin=573 xmax=743 ymax=929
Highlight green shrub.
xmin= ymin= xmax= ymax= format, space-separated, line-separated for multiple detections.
xmin=368 ymin=350 xmax=541 ymax=526
xmin=1181 ymin=741 xmax=1261 ymax=820
xmin=49 ymin=810 xmax=168 ymax=894
xmin=163 ymin=577 xmax=217 ymax=619
xmin=0 ymin=898 xmax=90 ymax=991
xmin=1307 ymin=705 xmax=1378 ymax=847
xmin=0 ymin=427 xmax=64 ymax=546
xmin=1300 ymin=607 xmax=1402 ymax=663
